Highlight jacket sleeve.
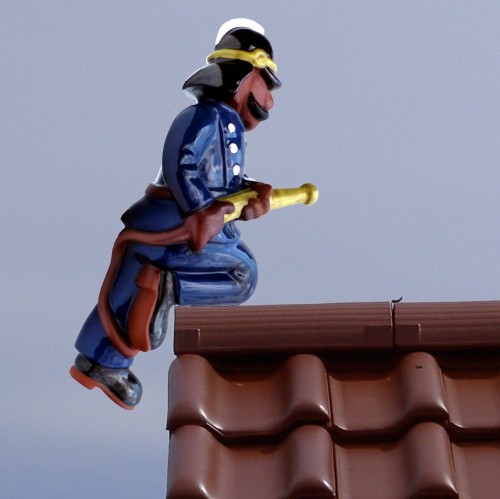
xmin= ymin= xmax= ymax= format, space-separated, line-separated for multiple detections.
xmin=162 ymin=104 xmax=220 ymax=215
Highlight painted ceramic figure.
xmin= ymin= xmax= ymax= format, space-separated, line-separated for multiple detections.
xmin=70 ymin=19 xmax=283 ymax=409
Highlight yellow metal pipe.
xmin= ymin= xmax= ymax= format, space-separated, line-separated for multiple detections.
xmin=220 ymin=183 xmax=318 ymax=222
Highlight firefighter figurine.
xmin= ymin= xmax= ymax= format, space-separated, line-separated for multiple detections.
xmin=71 ymin=19 xmax=316 ymax=410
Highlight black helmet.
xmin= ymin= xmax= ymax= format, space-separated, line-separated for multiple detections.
xmin=183 ymin=20 xmax=281 ymax=101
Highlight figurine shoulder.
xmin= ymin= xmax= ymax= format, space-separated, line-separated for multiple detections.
xmin=169 ymin=100 xmax=222 ymax=133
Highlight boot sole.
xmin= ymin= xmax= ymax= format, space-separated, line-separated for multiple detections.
xmin=70 ymin=366 xmax=135 ymax=411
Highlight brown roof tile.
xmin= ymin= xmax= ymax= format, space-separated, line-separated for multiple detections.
xmin=167 ymin=353 xmax=331 ymax=440
xmin=174 ymin=302 xmax=393 ymax=354
xmin=329 ymin=351 xmax=449 ymax=440
xmin=444 ymin=368 xmax=500 ymax=438
xmin=395 ymin=301 xmax=500 ymax=349
xmin=168 ymin=425 xmax=336 ymax=498
xmin=452 ymin=442 xmax=500 ymax=499
xmin=335 ymin=423 xmax=459 ymax=499
xmin=167 ymin=300 xmax=500 ymax=498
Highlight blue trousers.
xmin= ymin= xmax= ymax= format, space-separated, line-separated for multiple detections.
xmin=75 ymin=222 xmax=257 ymax=368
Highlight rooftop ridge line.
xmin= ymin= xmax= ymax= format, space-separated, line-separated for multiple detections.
xmin=174 ymin=300 xmax=500 ymax=354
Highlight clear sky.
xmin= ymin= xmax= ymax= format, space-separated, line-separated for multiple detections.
xmin=2 ymin=1 xmax=499 ymax=497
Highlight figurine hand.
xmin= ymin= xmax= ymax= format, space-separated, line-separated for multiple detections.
xmin=239 ymin=182 xmax=273 ymax=221
xmin=184 ymin=200 xmax=235 ymax=252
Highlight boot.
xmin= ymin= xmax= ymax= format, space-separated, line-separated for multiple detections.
xmin=70 ymin=354 xmax=142 ymax=410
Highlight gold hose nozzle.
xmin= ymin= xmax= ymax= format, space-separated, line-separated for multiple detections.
xmin=221 ymin=183 xmax=319 ymax=222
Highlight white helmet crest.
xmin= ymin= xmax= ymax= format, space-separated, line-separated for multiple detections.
xmin=215 ymin=18 xmax=265 ymax=45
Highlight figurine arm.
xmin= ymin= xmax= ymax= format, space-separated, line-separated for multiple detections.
xmin=162 ymin=105 xmax=219 ymax=214
xmin=162 ymin=105 xmax=239 ymax=251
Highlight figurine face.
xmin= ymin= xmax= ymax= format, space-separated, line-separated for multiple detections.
xmin=228 ymin=68 xmax=274 ymax=131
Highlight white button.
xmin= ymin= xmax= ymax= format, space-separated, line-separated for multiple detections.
xmin=229 ymin=143 xmax=238 ymax=154
xmin=228 ymin=123 xmax=236 ymax=133
xmin=233 ymin=164 xmax=241 ymax=176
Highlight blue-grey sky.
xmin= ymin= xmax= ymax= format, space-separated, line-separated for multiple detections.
xmin=2 ymin=1 xmax=499 ymax=497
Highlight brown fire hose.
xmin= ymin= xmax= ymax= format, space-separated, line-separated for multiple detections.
xmin=97 ymin=183 xmax=319 ymax=357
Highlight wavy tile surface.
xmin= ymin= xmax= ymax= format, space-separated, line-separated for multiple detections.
xmin=335 ymin=423 xmax=459 ymax=499
xmin=329 ymin=352 xmax=449 ymax=438
xmin=452 ymin=442 xmax=500 ymax=498
xmin=444 ymin=369 xmax=500 ymax=438
xmin=167 ymin=353 xmax=330 ymax=439
xmin=167 ymin=425 xmax=336 ymax=499
xmin=168 ymin=300 xmax=500 ymax=498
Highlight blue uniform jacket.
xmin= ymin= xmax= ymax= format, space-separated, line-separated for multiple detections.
xmin=122 ymin=99 xmax=249 ymax=231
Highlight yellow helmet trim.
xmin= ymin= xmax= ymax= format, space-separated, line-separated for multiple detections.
xmin=207 ymin=48 xmax=277 ymax=73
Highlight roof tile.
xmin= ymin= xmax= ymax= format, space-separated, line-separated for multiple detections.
xmin=167 ymin=425 xmax=336 ymax=498
xmin=167 ymin=300 xmax=500 ymax=497
xmin=329 ymin=352 xmax=448 ymax=440
xmin=395 ymin=301 xmax=500 ymax=349
xmin=174 ymin=302 xmax=393 ymax=354
xmin=335 ymin=422 xmax=459 ymax=499
xmin=452 ymin=442 xmax=500 ymax=499
xmin=167 ymin=353 xmax=331 ymax=440
xmin=444 ymin=368 xmax=500 ymax=438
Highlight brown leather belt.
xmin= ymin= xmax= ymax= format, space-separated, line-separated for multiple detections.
xmin=145 ymin=183 xmax=172 ymax=200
